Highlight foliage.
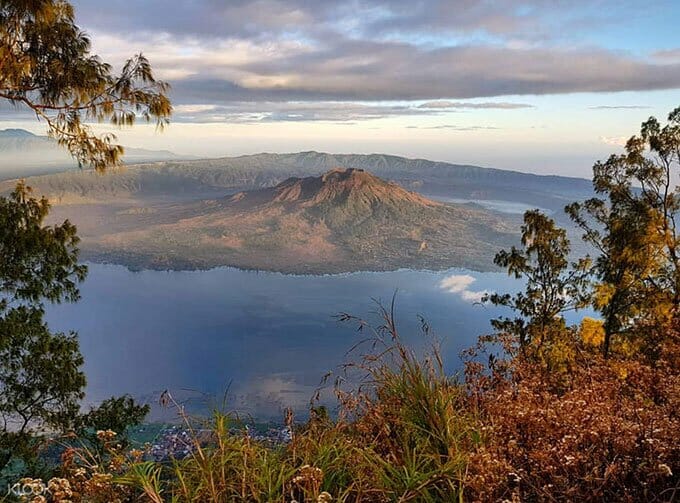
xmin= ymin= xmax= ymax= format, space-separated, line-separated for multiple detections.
xmin=0 ymin=0 xmax=171 ymax=171
xmin=579 ymin=316 xmax=605 ymax=348
xmin=483 ymin=210 xmax=590 ymax=353
xmin=330 ymin=304 xmax=477 ymax=501
xmin=567 ymin=106 xmax=680 ymax=357
xmin=0 ymin=305 xmax=85 ymax=483
xmin=0 ymin=182 xmax=85 ymax=312
xmin=0 ymin=184 xmax=86 ymax=478
xmin=77 ymin=395 xmax=150 ymax=450
xmin=464 ymin=326 xmax=680 ymax=502
xmin=57 ymin=429 xmax=151 ymax=502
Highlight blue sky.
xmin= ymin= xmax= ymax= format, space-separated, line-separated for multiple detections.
xmin=2 ymin=0 xmax=680 ymax=177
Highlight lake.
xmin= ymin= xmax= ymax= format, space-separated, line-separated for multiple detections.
xmin=45 ymin=264 xmax=520 ymax=420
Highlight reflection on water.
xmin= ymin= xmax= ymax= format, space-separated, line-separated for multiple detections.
xmin=45 ymin=264 xmax=520 ymax=419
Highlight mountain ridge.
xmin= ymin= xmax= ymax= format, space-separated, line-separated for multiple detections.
xmin=0 ymin=128 xmax=37 ymax=138
xmin=2 ymin=150 xmax=593 ymax=211
xmin=51 ymin=168 xmax=520 ymax=273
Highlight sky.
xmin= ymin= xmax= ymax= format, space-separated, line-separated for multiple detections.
xmin=3 ymin=0 xmax=680 ymax=177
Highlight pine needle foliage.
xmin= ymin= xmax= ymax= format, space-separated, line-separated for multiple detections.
xmin=0 ymin=0 xmax=172 ymax=171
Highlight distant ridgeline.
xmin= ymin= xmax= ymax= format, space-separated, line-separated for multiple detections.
xmin=0 ymin=149 xmax=593 ymax=212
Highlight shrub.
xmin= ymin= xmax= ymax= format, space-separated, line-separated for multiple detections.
xmin=465 ymin=329 xmax=680 ymax=502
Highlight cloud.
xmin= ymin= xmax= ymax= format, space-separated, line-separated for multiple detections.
xmin=71 ymin=1 xmax=650 ymax=44
xmin=589 ymin=105 xmax=651 ymax=110
xmin=118 ymin=34 xmax=680 ymax=106
xmin=29 ymin=1 xmax=680 ymax=124
xmin=653 ymin=49 xmax=680 ymax=63
xmin=440 ymin=274 xmax=475 ymax=292
xmin=418 ymin=101 xmax=532 ymax=109
xmin=171 ymin=101 xmax=464 ymax=123
xmin=173 ymin=104 xmax=219 ymax=114
xmin=459 ymin=290 xmax=486 ymax=302
xmin=599 ymin=135 xmax=630 ymax=146
xmin=159 ymin=40 xmax=680 ymax=103
xmin=405 ymin=125 xmax=500 ymax=131
xmin=439 ymin=274 xmax=488 ymax=303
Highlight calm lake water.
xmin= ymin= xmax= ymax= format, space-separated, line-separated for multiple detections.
xmin=45 ymin=264 xmax=521 ymax=420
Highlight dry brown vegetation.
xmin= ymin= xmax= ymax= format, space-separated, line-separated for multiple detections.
xmin=464 ymin=328 xmax=680 ymax=502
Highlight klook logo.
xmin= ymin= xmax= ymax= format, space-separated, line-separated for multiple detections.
xmin=7 ymin=479 xmax=47 ymax=498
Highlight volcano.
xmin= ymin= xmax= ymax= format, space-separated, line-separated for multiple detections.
xmin=74 ymin=168 xmax=519 ymax=273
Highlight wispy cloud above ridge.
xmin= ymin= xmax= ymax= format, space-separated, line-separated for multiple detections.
xmin=589 ymin=105 xmax=651 ymax=110
xmin=170 ymin=101 xmax=518 ymax=124
xmin=418 ymin=101 xmax=532 ymax=110
xmin=406 ymin=125 xmax=500 ymax=131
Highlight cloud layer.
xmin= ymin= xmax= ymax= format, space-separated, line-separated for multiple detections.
xmin=51 ymin=1 xmax=680 ymax=123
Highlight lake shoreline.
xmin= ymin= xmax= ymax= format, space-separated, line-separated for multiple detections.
xmin=79 ymin=252 xmax=503 ymax=277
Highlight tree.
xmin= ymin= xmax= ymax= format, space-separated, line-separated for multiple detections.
xmin=484 ymin=210 xmax=590 ymax=353
xmin=634 ymin=108 xmax=680 ymax=305
xmin=0 ymin=0 xmax=172 ymax=171
xmin=78 ymin=395 xmax=150 ymax=446
xmin=0 ymin=181 xmax=86 ymax=311
xmin=80 ymin=396 xmax=149 ymax=436
xmin=566 ymin=107 xmax=680 ymax=357
xmin=0 ymin=0 xmax=167 ymax=478
xmin=0 ymin=183 xmax=86 ymax=474
xmin=0 ymin=307 xmax=85 ymax=472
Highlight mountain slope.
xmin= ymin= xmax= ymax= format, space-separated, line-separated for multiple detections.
xmin=70 ymin=168 xmax=519 ymax=273
xmin=228 ymin=168 xmax=437 ymax=211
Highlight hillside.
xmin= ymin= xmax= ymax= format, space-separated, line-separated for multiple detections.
xmin=54 ymin=168 xmax=519 ymax=273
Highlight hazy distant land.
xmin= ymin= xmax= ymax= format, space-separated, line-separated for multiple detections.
xmin=0 ymin=128 xmax=192 ymax=179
